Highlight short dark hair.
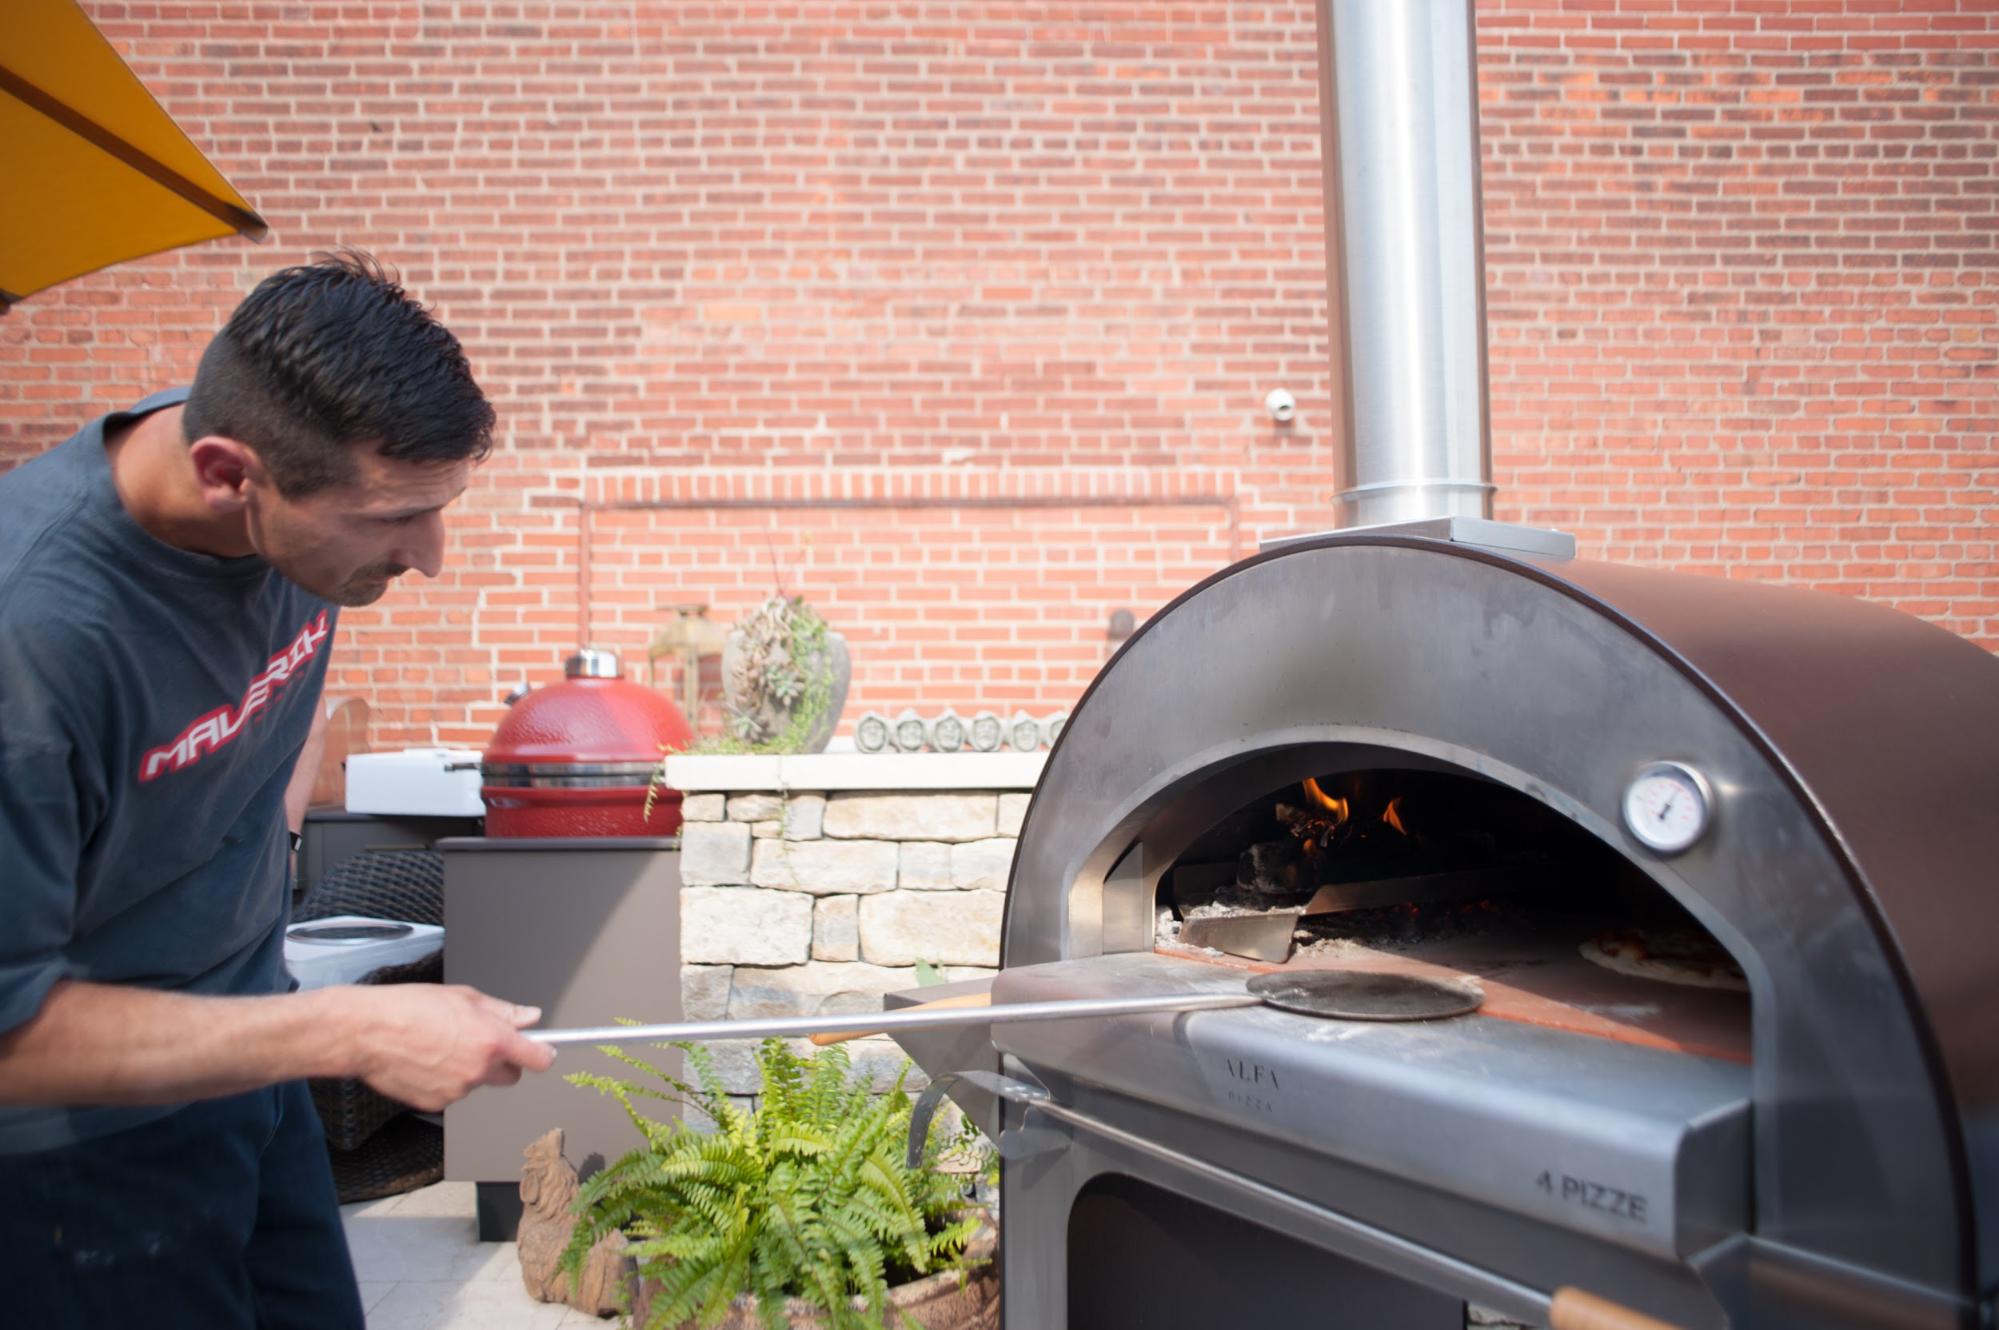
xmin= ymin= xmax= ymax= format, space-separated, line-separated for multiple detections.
xmin=182 ymin=251 xmax=494 ymax=496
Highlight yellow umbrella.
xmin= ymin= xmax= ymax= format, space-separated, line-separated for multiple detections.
xmin=0 ymin=0 xmax=266 ymax=310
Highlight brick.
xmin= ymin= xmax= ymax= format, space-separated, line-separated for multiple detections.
xmin=0 ymin=0 xmax=1989 ymax=734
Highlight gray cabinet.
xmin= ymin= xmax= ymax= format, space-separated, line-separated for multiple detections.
xmin=439 ymin=836 xmax=682 ymax=1237
xmin=297 ymin=809 xmax=479 ymax=903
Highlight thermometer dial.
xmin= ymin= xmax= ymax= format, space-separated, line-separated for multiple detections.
xmin=1622 ymin=762 xmax=1713 ymax=856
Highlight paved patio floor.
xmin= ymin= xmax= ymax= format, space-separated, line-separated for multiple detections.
xmin=342 ymin=1181 xmax=607 ymax=1328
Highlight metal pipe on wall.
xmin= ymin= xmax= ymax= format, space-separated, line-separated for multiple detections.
xmin=1317 ymin=0 xmax=1494 ymax=526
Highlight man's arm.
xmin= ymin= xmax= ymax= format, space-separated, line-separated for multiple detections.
xmin=0 ymin=626 xmax=556 ymax=1114
xmin=0 ymin=979 xmax=556 ymax=1113
xmin=285 ymin=685 xmax=334 ymax=836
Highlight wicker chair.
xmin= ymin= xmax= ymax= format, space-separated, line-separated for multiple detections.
xmin=294 ymin=848 xmax=445 ymax=927
xmin=293 ymin=849 xmax=447 ymax=1196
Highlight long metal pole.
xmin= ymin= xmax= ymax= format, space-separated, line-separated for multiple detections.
xmin=526 ymin=991 xmax=1261 ymax=1047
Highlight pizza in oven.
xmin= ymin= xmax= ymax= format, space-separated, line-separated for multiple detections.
xmin=1579 ymin=927 xmax=1749 ymax=992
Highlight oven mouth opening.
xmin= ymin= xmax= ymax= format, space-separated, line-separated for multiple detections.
xmin=1149 ymin=762 xmax=1753 ymax=1063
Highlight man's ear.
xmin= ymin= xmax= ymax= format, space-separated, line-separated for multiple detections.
xmin=187 ymin=436 xmax=265 ymax=514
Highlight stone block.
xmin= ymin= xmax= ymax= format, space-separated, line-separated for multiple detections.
xmin=680 ymin=887 xmax=811 ymax=966
xmin=997 ymin=793 xmax=1030 ymax=837
xmin=749 ymin=819 xmax=782 ymax=839
xmin=750 ymin=837 xmax=897 ymax=895
xmin=680 ymin=1088 xmax=761 ymax=1132
xmin=782 ymin=793 xmax=826 ymax=840
xmin=679 ymin=821 xmax=751 ymax=885
xmin=691 ymin=1039 xmax=767 ymax=1097
xmin=898 ymin=841 xmax=954 ymax=890
xmin=859 ymin=891 xmax=1005 ymax=968
xmin=726 ymin=960 xmax=922 ymax=1019
xmin=726 ymin=793 xmax=784 ymax=823
xmin=812 ymin=896 xmax=859 ymax=961
xmin=686 ymin=1037 xmax=921 ymax=1100
xmin=842 ymin=1035 xmax=929 ymax=1092
xmin=680 ymin=793 xmax=726 ymax=822
xmin=680 ymin=964 xmax=733 ymax=1021
xmin=823 ymin=792 xmax=996 ymax=843
xmin=952 ymin=838 xmax=1016 ymax=892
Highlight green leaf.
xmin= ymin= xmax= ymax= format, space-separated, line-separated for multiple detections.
xmin=912 ymin=958 xmax=945 ymax=987
xmin=562 ymin=1022 xmax=986 ymax=1329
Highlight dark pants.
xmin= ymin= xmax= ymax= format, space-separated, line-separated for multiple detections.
xmin=0 ymin=1079 xmax=365 ymax=1330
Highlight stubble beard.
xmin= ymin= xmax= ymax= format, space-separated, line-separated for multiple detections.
xmin=332 ymin=563 xmax=408 ymax=607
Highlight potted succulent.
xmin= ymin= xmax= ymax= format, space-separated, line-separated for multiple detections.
xmin=718 ymin=595 xmax=851 ymax=753
xmin=560 ymin=1038 xmax=996 ymax=1330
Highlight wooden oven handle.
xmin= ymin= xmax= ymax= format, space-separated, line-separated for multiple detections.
xmin=808 ymin=992 xmax=993 ymax=1046
xmin=1550 ymin=1287 xmax=1688 ymax=1330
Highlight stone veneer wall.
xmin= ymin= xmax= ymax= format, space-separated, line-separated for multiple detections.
xmin=676 ymin=787 xmax=1027 ymax=1104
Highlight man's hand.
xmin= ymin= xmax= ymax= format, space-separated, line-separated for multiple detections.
xmin=0 ymin=979 xmax=556 ymax=1110
xmin=338 ymin=984 xmax=557 ymax=1111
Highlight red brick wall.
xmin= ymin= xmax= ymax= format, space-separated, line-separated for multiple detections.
xmin=1480 ymin=0 xmax=1998 ymax=643
xmin=2 ymin=2 xmax=1992 ymax=748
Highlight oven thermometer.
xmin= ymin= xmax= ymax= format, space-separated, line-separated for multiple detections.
xmin=1622 ymin=762 xmax=1714 ymax=855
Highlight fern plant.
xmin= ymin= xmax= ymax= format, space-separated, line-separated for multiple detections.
xmin=560 ymin=1037 xmax=983 ymax=1330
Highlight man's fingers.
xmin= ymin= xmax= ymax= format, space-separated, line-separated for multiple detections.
xmin=486 ymin=1063 xmax=524 ymax=1089
xmin=472 ymin=991 xmax=542 ymax=1028
xmin=505 ymin=1029 xmax=557 ymax=1073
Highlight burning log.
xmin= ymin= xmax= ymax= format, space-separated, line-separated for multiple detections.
xmin=1237 ymin=839 xmax=1310 ymax=898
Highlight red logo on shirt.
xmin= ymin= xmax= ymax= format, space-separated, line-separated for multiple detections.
xmin=138 ymin=611 xmax=331 ymax=782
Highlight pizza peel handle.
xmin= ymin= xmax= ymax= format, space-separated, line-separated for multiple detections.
xmin=809 ymin=992 xmax=991 ymax=1046
xmin=1550 ymin=1287 xmax=1688 ymax=1330
xmin=524 ymin=991 xmax=1262 ymax=1047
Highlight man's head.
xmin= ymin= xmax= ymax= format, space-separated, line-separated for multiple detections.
xmin=180 ymin=252 xmax=494 ymax=606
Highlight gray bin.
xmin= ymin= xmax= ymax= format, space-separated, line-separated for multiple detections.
xmin=439 ymin=836 xmax=681 ymax=1236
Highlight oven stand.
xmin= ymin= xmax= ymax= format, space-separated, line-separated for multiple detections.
xmin=994 ymin=1068 xmax=1547 ymax=1328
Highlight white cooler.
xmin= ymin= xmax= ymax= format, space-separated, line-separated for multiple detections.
xmin=285 ymin=915 xmax=445 ymax=991
xmin=344 ymin=747 xmax=485 ymax=817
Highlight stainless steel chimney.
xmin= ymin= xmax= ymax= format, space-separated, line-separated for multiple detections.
xmin=1317 ymin=0 xmax=1494 ymax=525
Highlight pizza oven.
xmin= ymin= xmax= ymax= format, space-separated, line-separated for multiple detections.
xmin=961 ymin=519 xmax=1998 ymax=1330
xmin=877 ymin=3 xmax=1999 ymax=1326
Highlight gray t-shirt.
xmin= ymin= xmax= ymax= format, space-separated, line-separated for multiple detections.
xmin=0 ymin=388 xmax=337 ymax=1152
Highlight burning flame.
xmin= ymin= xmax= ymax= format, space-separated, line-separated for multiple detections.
xmin=1301 ymin=777 xmax=1349 ymax=824
xmin=1383 ymin=796 xmax=1408 ymax=836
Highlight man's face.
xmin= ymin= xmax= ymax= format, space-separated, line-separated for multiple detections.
xmin=242 ymin=442 xmax=470 ymax=606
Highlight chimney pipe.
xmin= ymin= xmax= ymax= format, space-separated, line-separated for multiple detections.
xmin=1316 ymin=0 xmax=1494 ymax=526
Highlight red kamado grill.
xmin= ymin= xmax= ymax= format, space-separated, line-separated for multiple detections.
xmin=873 ymin=3 xmax=1999 ymax=1328
xmin=479 ymin=649 xmax=693 ymax=838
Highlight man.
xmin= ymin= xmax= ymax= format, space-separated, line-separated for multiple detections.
xmin=0 ymin=253 xmax=556 ymax=1327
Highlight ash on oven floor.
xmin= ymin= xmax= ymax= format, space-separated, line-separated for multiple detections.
xmin=1291 ymin=896 xmax=1510 ymax=950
